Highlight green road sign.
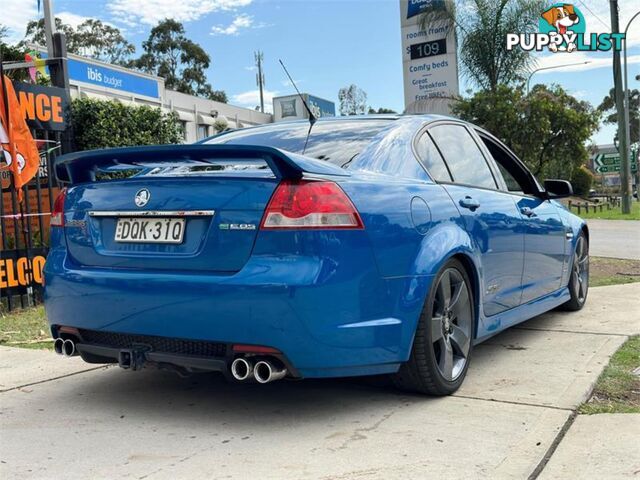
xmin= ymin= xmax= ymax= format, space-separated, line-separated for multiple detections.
xmin=593 ymin=146 xmax=639 ymax=175
xmin=595 ymin=163 xmax=638 ymax=174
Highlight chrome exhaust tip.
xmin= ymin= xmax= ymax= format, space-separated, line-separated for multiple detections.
xmin=62 ymin=339 xmax=76 ymax=357
xmin=54 ymin=338 xmax=64 ymax=355
xmin=230 ymin=357 xmax=254 ymax=381
xmin=254 ymin=360 xmax=287 ymax=384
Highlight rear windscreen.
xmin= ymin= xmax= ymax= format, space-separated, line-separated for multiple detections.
xmin=204 ymin=119 xmax=394 ymax=168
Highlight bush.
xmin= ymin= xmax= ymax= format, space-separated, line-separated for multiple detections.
xmin=70 ymin=98 xmax=183 ymax=151
xmin=571 ymin=166 xmax=594 ymax=197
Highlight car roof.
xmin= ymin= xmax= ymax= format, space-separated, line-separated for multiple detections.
xmin=198 ymin=113 xmax=469 ymax=145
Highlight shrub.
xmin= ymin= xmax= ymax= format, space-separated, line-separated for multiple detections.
xmin=70 ymin=98 xmax=183 ymax=151
xmin=571 ymin=165 xmax=594 ymax=197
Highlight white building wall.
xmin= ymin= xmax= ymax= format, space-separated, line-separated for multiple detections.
xmin=61 ymin=51 xmax=273 ymax=143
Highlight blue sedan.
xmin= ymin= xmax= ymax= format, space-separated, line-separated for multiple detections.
xmin=44 ymin=115 xmax=589 ymax=395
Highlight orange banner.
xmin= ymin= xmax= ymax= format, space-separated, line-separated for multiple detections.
xmin=1 ymin=75 xmax=40 ymax=199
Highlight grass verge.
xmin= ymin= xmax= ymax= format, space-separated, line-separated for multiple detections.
xmin=579 ymin=336 xmax=640 ymax=414
xmin=0 ymin=306 xmax=51 ymax=350
xmin=567 ymin=200 xmax=640 ymax=220
xmin=590 ymin=257 xmax=640 ymax=287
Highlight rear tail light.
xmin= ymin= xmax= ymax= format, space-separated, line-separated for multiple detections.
xmin=50 ymin=188 xmax=67 ymax=227
xmin=260 ymin=180 xmax=364 ymax=230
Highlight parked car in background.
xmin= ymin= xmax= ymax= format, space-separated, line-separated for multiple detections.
xmin=45 ymin=115 xmax=589 ymax=395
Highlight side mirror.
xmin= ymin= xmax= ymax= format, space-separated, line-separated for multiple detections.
xmin=543 ymin=179 xmax=573 ymax=199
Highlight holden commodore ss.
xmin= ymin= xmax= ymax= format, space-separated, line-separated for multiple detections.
xmin=44 ymin=115 xmax=589 ymax=395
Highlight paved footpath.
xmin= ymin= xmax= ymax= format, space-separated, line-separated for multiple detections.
xmin=587 ymin=219 xmax=640 ymax=260
xmin=0 ymin=283 xmax=639 ymax=480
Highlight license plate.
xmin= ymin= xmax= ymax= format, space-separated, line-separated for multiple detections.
xmin=115 ymin=217 xmax=185 ymax=244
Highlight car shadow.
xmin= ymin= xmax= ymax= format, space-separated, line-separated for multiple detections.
xmin=43 ymin=365 xmax=440 ymax=428
xmin=39 ymin=321 xmax=542 ymax=426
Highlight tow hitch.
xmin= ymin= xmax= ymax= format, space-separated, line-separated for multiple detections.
xmin=118 ymin=347 xmax=148 ymax=371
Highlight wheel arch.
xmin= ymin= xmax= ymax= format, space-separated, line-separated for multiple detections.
xmin=581 ymin=223 xmax=589 ymax=243
xmin=449 ymin=252 xmax=482 ymax=340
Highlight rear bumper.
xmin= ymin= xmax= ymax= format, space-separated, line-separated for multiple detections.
xmin=44 ymin=239 xmax=434 ymax=378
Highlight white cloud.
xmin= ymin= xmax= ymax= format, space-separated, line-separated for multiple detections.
xmin=211 ymin=14 xmax=254 ymax=36
xmin=107 ymin=0 xmax=253 ymax=26
xmin=570 ymin=2 xmax=640 ymax=48
xmin=1 ymin=0 xmax=38 ymax=43
xmin=232 ymin=88 xmax=278 ymax=112
xmin=535 ymin=51 xmax=640 ymax=73
xmin=56 ymin=12 xmax=91 ymax=29
xmin=281 ymin=78 xmax=302 ymax=87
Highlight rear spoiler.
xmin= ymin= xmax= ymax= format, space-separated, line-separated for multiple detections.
xmin=54 ymin=144 xmax=349 ymax=184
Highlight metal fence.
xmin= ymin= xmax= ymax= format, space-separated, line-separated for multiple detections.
xmin=1 ymin=129 xmax=62 ymax=312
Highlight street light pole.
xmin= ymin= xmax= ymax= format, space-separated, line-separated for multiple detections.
xmin=255 ymin=51 xmax=265 ymax=114
xmin=610 ymin=0 xmax=631 ymax=214
xmin=525 ymin=61 xmax=591 ymax=94
xmin=42 ymin=0 xmax=57 ymax=58
xmin=623 ymin=10 xmax=640 ymax=201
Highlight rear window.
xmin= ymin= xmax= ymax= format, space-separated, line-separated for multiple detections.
xmin=204 ymin=119 xmax=394 ymax=168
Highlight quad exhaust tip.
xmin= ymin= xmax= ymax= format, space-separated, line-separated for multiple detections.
xmin=230 ymin=357 xmax=254 ymax=381
xmin=230 ymin=357 xmax=288 ymax=383
xmin=55 ymin=338 xmax=77 ymax=357
xmin=254 ymin=359 xmax=287 ymax=384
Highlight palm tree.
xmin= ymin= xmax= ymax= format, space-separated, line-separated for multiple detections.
xmin=420 ymin=0 xmax=546 ymax=92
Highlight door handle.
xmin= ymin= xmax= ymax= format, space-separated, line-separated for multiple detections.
xmin=520 ymin=207 xmax=536 ymax=218
xmin=459 ymin=196 xmax=480 ymax=211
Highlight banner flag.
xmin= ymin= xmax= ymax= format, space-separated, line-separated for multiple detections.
xmin=0 ymin=75 xmax=41 ymax=200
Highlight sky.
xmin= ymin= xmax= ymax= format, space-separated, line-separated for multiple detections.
xmin=2 ymin=0 xmax=639 ymax=145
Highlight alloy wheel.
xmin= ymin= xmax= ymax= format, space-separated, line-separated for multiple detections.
xmin=431 ymin=268 xmax=473 ymax=381
xmin=573 ymin=236 xmax=589 ymax=303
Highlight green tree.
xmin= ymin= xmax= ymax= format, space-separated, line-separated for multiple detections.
xmin=571 ymin=165 xmax=594 ymax=197
xmin=133 ymin=19 xmax=226 ymax=102
xmin=420 ymin=0 xmax=545 ymax=92
xmin=24 ymin=18 xmax=78 ymax=51
xmin=70 ymin=98 xmax=182 ymax=150
xmin=23 ymin=17 xmax=135 ymax=65
xmin=338 ymin=84 xmax=367 ymax=115
xmin=1 ymin=25 xmax=31 ymax=82
xmin=598 ymin=88 xmax=639 ymax=145
xmin=75 ymin=19 xmax=135 ymax=64
xmin=454 ymin=84 xmax=600 ymax=179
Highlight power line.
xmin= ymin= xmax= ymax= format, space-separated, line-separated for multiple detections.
xmin=576 ymin=0 xmax=611 ymax=30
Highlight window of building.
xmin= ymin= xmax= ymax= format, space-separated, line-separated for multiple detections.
xmin=197 ymin=124 xmax=209 ymax=140
xmin=180 ymin=121 xmax=188 ymax=141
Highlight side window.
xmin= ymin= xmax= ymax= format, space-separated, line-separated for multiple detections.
xmin=415 ymin=132 xmax=452 ymax=182
xmin=496 ymin=163 xmax=524 ymax=193
xmin=429 ymin=124 xmax=497 ymax=189
xmin=479 ymin=135 xmax=537 ymax=195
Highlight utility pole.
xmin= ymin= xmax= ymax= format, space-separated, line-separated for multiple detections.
xmin=42 ymin=0 xmax=57 ymax=58
xmin=255 ymin=51 xmax=265 ymax=114
xmin=623 ymin=11 xmax=640 ymax=202
xmin=609 ymin=0 xmax=631 ymax=214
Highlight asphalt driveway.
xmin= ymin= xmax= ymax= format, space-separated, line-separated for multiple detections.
xmin=586 ymin=219 xmax=640 ymax=260
xmin=1 ymin=283 xmax=639 ymax=479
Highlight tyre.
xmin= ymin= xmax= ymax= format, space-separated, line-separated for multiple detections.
xmin=392 ymin=258 xmax=474 ymax=395
xmin=560 ymin=233 xmax=589 ymax=311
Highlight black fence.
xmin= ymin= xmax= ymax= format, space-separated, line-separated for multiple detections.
xmin=1 ymin=129 xmax=63 ymax=312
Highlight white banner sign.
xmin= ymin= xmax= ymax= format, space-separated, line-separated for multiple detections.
xmin=399 ymin=0 xmax=459 ymax=114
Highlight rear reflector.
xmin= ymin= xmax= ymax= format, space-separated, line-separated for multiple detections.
xmin=50 ymin=188 xmax=67 ymax=227
xmin=232 ymin=344 xmax=281 ymax=354
xmin=260 ymin=180 xmax=363 ymax=230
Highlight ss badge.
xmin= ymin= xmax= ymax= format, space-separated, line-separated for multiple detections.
xmin=219 ymin=223 xmax=257 ymax=230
